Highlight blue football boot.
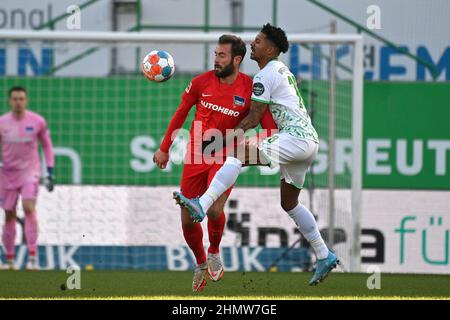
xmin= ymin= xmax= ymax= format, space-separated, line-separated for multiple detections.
xmin=309 ymin=251 xmax=340 ymax=286
xmin=173 ymin=191 xmax=206 ymax=223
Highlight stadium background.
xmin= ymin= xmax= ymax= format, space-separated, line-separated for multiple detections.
xmin=0 ymin=0 xmax=449 ymax=278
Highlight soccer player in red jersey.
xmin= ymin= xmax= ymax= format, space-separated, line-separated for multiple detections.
xmin=0 ymin=87 xmax=55 ymax=270
xmin=153 ymin=35 xmax=276 ymax=292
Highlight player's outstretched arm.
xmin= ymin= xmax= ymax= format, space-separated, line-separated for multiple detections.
xmin=155 ymin=77 xmax=199 ymax=169
xmin=154 ymin=98 xmax=194 ymax=169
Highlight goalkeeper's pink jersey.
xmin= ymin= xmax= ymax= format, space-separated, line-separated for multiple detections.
xmin=0 ymin=110 xmax=54 ymax=189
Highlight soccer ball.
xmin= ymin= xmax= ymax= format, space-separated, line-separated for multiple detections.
xmin=141 ymin=50 xmax=175 ymax=82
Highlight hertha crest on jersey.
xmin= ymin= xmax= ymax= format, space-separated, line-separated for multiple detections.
xmin=233 ymin=95 xmax=245 ymax=108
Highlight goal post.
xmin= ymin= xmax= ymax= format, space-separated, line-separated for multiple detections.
xmin=351 ymin=37 xmax=364 ymax=273
xmin=0 ymin=30 xmax=363 ymax=272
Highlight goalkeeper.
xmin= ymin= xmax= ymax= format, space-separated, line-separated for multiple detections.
xmin=0 ymin=86 xmax=55 ymax=270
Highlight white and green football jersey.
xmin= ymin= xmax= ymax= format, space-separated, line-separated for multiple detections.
xmin=251 ymin=60 xmax=318 ymax=142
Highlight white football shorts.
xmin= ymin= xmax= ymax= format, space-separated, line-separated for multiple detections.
xmin=258 ymin=132 xmax=318 ymax=189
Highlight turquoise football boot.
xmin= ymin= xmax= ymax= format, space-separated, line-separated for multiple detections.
xmin=309 ymin=251 xmax=340 ymax=286
xmin=173 ymin=191 xmax=206 ymax=223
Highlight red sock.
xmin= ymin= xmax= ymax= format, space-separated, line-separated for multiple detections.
xmin=182 ymin=223 xmax=206 ymax=265
xmin=207 ymin=212 xmax=226 ymax=254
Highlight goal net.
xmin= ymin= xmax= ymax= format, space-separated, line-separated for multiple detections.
xmin=0 ymin=30 xmax=363 ymax=272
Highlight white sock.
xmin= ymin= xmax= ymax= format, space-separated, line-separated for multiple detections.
xmin=287 ymin=203 xmax=329 ymax=260
xmin=199 ymin=157 xmax=242 ymax=212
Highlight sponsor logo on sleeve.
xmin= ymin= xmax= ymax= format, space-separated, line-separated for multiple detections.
xmin=253 ymin=82 xmax=265 ymax=96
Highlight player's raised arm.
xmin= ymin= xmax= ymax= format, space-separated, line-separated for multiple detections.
xmin=38 ymin=118 xmax=55 ymax=191
xmin=153 ymin=80 xmax=198 ymax=169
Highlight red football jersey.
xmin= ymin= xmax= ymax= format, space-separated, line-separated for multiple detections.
xmin=160 ymin=70 xmax=276 ymax=157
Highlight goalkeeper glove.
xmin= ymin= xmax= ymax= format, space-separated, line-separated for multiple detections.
xmin=45 ymin=167 xmax=55 ymax=192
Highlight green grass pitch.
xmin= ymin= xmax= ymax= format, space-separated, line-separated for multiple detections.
xmin=0 ymin=271 xmax=448 ymax=299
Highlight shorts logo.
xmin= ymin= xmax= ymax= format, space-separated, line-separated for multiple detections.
xmin=233 ymin=95 xmax=245 ymax=107
xmin=253 ymin=82 xmax=265 ymax=96
xmin=266 ymin=135 xmax=279 ymax=144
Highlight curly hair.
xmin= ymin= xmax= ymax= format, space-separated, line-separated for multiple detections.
xmin=261 ymin=23 xmax=289 ymax=54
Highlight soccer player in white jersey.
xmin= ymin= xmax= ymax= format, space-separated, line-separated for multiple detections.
xmin=0 ymin=86 xmax=55 ymax=270
xmin=174 ymin=24 xmax=339 ymax=286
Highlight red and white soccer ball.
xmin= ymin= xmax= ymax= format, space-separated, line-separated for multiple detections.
xmin=141 ymin=50 xmax=175 ymax=82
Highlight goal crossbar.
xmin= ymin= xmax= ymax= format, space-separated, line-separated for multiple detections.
xmin=0 ymin=30 xmax=362 ymax=44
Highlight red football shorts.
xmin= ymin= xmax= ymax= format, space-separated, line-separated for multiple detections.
xmin=180 ymin=163 xmax=234 ymax=199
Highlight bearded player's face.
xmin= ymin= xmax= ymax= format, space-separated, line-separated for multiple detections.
xmin=214 ymin=43 xmax=235 ymax=78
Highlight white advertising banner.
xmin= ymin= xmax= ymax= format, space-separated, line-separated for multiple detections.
xmin=2 ymin=186 xmax=448 ymax=273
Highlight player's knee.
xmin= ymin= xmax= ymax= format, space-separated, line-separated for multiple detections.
xmin=24 ymin=209 xmax=35 ymax=216
xmin=181 ymin=216 xmax=196 ymax=228
xmin=181 ymin=209 xmax=196 ymax=228
xmin=182 ymin=220 xmax=196 ymax=229
xmin=280 ymin=199 xmax=298 ymax=212
xmin=23 ymin=206 xmax=35 ymax=215
xmin=207 ymin=207 xmax=222 ymax=220
xmin=5 ymin=211 xmax=16 ymax=222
